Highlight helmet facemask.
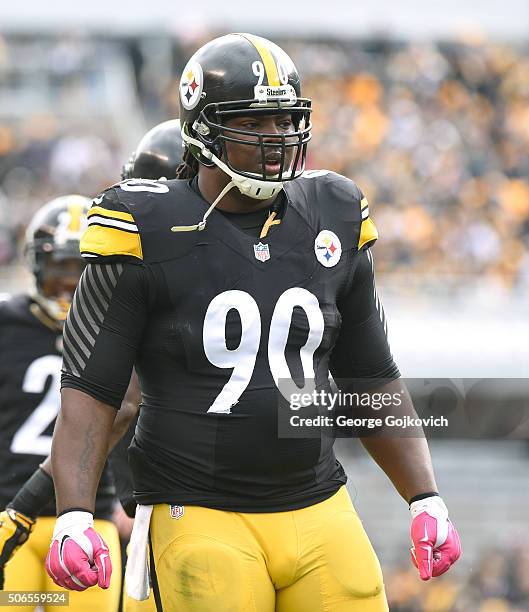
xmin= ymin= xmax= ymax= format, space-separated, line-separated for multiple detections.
xmin=25 ymin=195 xmax=89 ymax=326
xmin=182 ymin=97 xmax=311 ymax=200
xmin=196 ymin=95 xmax=310 ymax=170
xmin=27 ymin=245 xmax=86 ymax=325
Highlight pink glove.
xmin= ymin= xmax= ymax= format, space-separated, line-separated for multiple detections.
xmin=410 ymin=495 xmax=461 ymax=580
xmin=45 ymin=511 xmax=112 ymax=591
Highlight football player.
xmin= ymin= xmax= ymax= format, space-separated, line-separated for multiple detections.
xmin=0 ymin=119 xmax=184 ymax=611
xmin=0 ymin=195 xmax=127 ymax=610
xmin=47 ymin=34 xmax=461 ymax=612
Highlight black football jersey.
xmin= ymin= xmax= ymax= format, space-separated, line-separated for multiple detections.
xmin=0 ymin=295 xmax=115 ymax=518
xmin=62 ymin=171 xmax=399 ymax=512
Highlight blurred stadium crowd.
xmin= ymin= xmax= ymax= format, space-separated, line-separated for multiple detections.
xmin=2 ymin=33 xmax=529 ymax=291
xmin=385 ymin=545 xmax=529 ymax=611
xmin=295 ymin=39 xmax=529 ymax=290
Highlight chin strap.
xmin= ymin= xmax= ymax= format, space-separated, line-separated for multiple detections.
xmin=30 ymin=291 xmax=69 ymax=330
xmin=202 ymin=147 xmax=284 ymax=200
xmin=170 ymin=181 xmax=236 ymax=232
xmin=173 ymin=127 xmax=286 ymax=233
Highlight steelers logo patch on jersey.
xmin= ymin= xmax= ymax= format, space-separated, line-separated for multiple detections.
xmin=180 ymin=61 xmax=204 ymax=110
xmin=315 ymin=230 xmax=342 ymax=267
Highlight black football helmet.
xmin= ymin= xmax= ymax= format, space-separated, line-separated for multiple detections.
xmin=179 ymin=33 xmax=311 ymax=200
xmin=25 ymin=195 xmax=90 ymax=323
xmin=121 ymin=119 xmax=184 ymax=181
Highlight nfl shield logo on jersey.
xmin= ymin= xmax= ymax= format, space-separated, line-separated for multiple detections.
xmin=169 ymin=505 xmax=185 ymax=519
xmin=253 ymin=242 xmax=270 ymax=262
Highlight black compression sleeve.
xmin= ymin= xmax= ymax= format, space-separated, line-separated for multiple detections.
xmin=7 ymin=468 xmax=54 ymax=519
xmin=330 ymin=249 xmax=400 ymax=381
xmin=108 ymin=415 xmax=137 ymax=517
xmin=61 ymin=263 xmax=151 ymax=408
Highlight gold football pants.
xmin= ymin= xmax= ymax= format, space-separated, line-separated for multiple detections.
xmin=150 ymin=486 xmax=388 ymax=611
xmin=3 ymin=516 xmax=121 ymax=612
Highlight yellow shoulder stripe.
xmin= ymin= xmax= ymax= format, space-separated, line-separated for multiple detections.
xmin=241 ymin=34 xmax=280 ymax=86
xmin=358 ymin=217 xmax=378 ymax=251
xmin=80 ymin=225 xmax=143 ymax=260
xmin=88 ymin=205 xmax=135 ymax=224
xmin=360 ymin=197 xmax=369 ymax=210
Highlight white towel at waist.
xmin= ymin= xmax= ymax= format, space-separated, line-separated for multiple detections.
xmin=125 ymin=504 xmax=153 ymax=601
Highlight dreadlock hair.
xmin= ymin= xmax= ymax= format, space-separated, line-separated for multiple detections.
xmin=175 ymin=146 xmax=200 ymax=179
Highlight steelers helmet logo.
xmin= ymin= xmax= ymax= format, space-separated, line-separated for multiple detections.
xmin=180 ymin=61 xmax=203 ymax=110
xmin=315 ymin=230 xmax=342 ymax=268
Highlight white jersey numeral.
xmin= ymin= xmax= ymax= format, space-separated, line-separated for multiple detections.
xmin=203 ymin=288 xmax=324 ymax=413
xmin=119 ymin=179 xmax=169 ymax=193
xmin=11 ymin=355 xmax=62 ymax=456
xmin=203 ymin=291 xmax=261 ymax=414
xmin=268 ymin=288 xmax=324 ymax=400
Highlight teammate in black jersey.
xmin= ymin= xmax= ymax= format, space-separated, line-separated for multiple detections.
xmin=47 ymin=34 xmax=461 ymax=611
xmin=0 ymin=120 xmax=184 ymax=611
xmin=0 ymin=196 xmax=127 ymax=609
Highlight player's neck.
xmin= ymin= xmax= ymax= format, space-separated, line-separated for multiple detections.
xmin=197 ymin=169 xmax=278 ymax=213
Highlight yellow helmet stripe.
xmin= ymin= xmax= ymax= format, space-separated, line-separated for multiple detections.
xmin=67 ymin=201 xmax=83 ymax=232
xmin=241 ymin=34 xmax=280 ymax=86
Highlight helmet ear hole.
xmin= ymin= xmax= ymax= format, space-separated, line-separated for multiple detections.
xmin=183 ymin=122 xmax=218 ymax=168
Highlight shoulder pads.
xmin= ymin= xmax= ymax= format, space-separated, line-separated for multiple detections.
xmin=285 ymin=170 xmax=378 ymax=251
xmin=83 ymin=179 xmax=210 ymax=263
xmin=81 ymin=187 xmax=143 ymax=262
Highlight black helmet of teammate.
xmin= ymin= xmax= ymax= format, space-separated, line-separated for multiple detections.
xmin=25 ymin=195 xmax=90 ymax=323
xmin=121 ymin=119 xmax=184 ymax=181
xmin=179 ymin=33 xmax=311 ymax=195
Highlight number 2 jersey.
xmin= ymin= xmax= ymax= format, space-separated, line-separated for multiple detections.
xmin=62 ymin=171 xmax=400 ymax=512
xmin=0 ymin=295 xmax=115 ymax=518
